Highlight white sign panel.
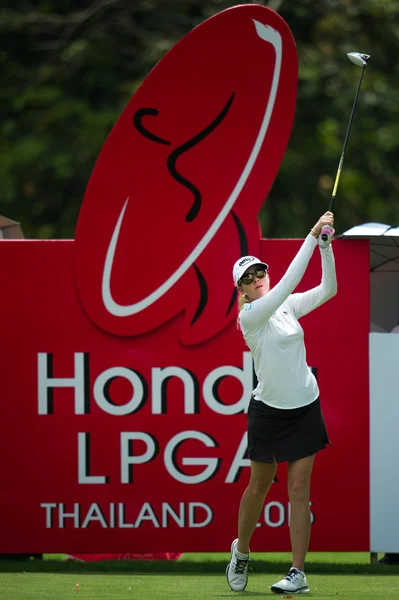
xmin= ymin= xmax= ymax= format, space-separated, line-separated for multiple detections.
xmin=370 ymin=333 xmax=399 ymax=552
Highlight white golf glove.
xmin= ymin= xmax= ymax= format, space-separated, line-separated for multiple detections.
xmin=318 ymin=225 xmax=335 ymax=248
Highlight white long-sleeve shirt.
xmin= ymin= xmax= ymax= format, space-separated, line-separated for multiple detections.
xmin=239 ymin=234 xmax=337 ymax=409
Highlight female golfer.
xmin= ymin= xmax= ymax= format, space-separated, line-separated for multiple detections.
xmin=226 ymin=212 xmax=337 ymax=595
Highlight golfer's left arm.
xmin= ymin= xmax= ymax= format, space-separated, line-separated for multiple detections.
xmin=287 ymin=245 xmax=337 ymax=318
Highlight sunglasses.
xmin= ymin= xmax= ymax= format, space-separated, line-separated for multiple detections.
xmin=239 ymin=268 xmax=268 ymax=286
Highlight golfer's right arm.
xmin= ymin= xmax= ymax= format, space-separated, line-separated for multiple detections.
xmin=240 ymin=234 xmax=318 ymax=328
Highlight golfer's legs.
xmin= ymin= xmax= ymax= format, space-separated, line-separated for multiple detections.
xmin=287 ymin=455 xmax=315 ymax=571
xmin=237 ymin=459 xmax=277 ymax=554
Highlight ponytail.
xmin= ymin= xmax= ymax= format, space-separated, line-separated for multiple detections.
xmin=236 ymin=287 xmax=251 ymax=329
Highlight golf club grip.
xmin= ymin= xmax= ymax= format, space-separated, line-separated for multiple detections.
xmin=319 ymin=225 xmax=335 ymax=247
xmin=320 ymin=196 xmax=336 ymax=241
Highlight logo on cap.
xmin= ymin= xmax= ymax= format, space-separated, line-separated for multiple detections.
xmin=239 ymin=257 xmax=255 ymax=267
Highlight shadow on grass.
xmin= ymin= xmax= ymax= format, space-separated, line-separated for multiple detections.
xmin=216 ymin=593 xmax=267 ymax=597
xmin=0 ymin=559 xmax=399 ymax=576
xmin=236 ymin=596 xmax=342 ymax=599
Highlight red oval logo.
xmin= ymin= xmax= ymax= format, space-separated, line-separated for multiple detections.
xmin=74 ymin=5 xmax=297 ymax=343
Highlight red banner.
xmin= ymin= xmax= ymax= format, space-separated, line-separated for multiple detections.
xmin=0 ymin=238 xmax=369 ymax=553
xmin=0 ymin=5 xmax=370 ymax=553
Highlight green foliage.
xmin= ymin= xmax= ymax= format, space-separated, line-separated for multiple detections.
xmin=2 ymin=572 xmax=399 ymax=600
xmin=1 ymin=0 xmax=399 ymax=238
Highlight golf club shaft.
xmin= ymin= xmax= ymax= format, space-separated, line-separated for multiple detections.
xmin=328 ymin=65 xmax=366 ymax=212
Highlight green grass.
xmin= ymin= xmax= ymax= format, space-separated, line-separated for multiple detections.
xmin=1 ymin=553 xmax=399 ymax=600
xmin=38 ymin=552 xmax=383 ymax=564
xmin=178 ymin=552 xmax=373 ymax=563
xmin=1 ymin=572 xmax=399 ymax=600
xmin=41 ymin=552 xmax=373 ymax=564
xmin=1 ymin=552 xmax=399 ymax=576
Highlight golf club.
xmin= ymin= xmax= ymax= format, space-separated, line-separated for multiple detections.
xmin=321 ymin=52 xmax=371 ymax=242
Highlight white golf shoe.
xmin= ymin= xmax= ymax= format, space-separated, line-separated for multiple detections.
xmin=271 ymin=567 xmax=310 ymax=594
xmin=225 ymin=539 xmax=249 ymax=591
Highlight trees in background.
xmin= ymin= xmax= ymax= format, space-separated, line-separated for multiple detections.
xmin=1 ymin=0 xmax=398 ymax=238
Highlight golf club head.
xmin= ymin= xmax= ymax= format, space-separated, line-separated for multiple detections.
xmin=347 ymin=52 xmax=371 ymax=67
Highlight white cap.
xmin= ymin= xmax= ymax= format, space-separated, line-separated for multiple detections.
xmin=232 ymin=255 xmax=268 ymax=286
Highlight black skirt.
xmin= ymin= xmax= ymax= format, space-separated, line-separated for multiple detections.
xmin=247 ymin=397 xmax=331 ymax=464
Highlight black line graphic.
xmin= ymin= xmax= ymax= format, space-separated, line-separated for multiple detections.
xmin=225 ymin=211 xmax=249 ymax=317
xmin=133 ymin=108 xmax=171 ymax=145
xmin=190 ymin=264 xmax=208 ymax=326
xmin=133 ymin=93 xmax=236 ymax=223
xmin=167 ymin=92 xmax=235 ymax=222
